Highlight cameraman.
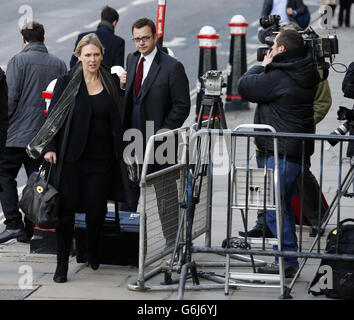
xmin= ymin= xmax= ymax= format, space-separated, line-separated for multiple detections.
xmin=342 ymin=61 xmax=354 ymax=159
xmin=238 ymin=29 xmax=320 ymax=277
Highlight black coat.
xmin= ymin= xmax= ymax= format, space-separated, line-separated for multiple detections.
xmin=0 ymin=68 xmax=8 ymax=154
xmin=123 ymin=48 xmax=190 ymax=172
xmin=70 ymin=25 xmax=125 ymax=69
xmin=45 ymin=66 xmax=136 ymax=207
xmin=261 ymin=0 xmax=307 ymax=17
xmin=238 ymin=48 xmax=320 ymax=161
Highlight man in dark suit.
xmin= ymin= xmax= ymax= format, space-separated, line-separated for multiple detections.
xmin=119 ymin=17 xmax=190 ymax=247
xmin=70 ymin=6 xmax=125 ymax=69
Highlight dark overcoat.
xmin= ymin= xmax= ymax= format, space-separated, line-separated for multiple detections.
xmin=44 ymin=65 xmax=136 ymax=208
xmin=70 ymin=25 xmax=125 ymax=69
xmin=123 ymin=48 xmax=191 ymax=172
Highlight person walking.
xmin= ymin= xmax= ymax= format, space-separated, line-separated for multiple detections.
xmin=70 ymin=6 xmax=125 ymax=69
xmin=119 ymin=18 xmax=190 ymax=247
xmin=0 ymin=21 xmax=66 ymax=244
xmin=338 ymin=0 xmax=352 ymax=27
xmin=27 ymin=33 xmax=135 ymax=283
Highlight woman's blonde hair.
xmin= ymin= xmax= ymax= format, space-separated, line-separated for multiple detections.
xmin=74 ymin=33 xmax=104 ymax=57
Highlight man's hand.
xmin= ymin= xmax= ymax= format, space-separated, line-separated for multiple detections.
xmin=44 ymin=151 xmax=57 ymax=164
xmin=119 ymin=71 xmax=127 ymax=89
xmin=262 ymin=49 xmax=273 ymax=67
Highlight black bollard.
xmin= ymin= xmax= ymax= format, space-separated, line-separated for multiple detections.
xmin=225 ymin=15 xmax=249 ymax=111
xmin=196 ymin=26 xmax=219 ymax=121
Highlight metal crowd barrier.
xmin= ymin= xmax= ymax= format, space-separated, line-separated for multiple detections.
xmin=128 ymin=121 xmax=354 ymax=299
xmin=128 ymin=125 xmax=213 ymax=291
xmin=188 ymin=127 xmax=354 ymax=299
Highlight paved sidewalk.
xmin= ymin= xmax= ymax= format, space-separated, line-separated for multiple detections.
xmin=1 ymin=12 xmax=354 ymax=303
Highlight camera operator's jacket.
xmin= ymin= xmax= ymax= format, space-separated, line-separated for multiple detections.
xmin=238 ymin=48 xmax=320 ymax=162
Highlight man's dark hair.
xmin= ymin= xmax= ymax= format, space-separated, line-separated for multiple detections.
xmin=276 ymin=29 xmax=304 ymax=52
xmin=20 ymin=21 xmax=45 ymax=43
xmin=131 ymin=18 xmax=156 ymax=35
xmin=101 ymin=6 xmax=119 ymax=24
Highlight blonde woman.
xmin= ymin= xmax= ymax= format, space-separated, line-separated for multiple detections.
xmin=29 ymin=33 xmax=135 ymax=283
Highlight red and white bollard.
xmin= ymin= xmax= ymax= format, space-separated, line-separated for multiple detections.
xmin=196 ymin=26 xmax=219 ymax=120
xmin=156 ymin=0 xmax=167 ymax=48
xmin=225 ymin=15 xmax=249 ymax=111
xmin=41 ymin=79 xmax=57 ymax=114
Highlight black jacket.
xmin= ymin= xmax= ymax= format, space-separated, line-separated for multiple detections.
xmin=261 ymin=0 xmax=307 ymax=17
xmin=0 ymin=68 xmax=8 ymax=153
xmin=70 ymin=24 xmax=125 ymax=69
xmin=45 ymin=65 xmax=136 ymax=207
xmin=238 ymin=48 xmax=320 ymax=161
xmin=123 ymin=48 xmax=190 ymax=172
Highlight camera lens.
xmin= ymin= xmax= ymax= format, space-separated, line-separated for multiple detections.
xmin=328 ymin=121 xmax=350 ymax=146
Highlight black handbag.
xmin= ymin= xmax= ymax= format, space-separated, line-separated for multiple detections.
xmin=19 ymin=162 xmax=59 ymax=229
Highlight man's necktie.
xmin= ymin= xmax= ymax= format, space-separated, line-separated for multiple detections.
xmin=135 ymin=57 xmax=145 ymax=97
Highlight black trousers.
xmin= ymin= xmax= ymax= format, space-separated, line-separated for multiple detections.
xmin=339 ymin=0 xmax=352 ymax=26
xmin=0 ymin=147 xmax=41 ymax=231
xmin=56 ymin=160 xmax=113 ymax=264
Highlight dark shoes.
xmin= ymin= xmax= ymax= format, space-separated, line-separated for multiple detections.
xmin=0 ymin=228 xmax=24 ymax=244
xmin=17 ymin=230 xmax=33 ymax=243
xmin=89 ymin=262 xmax=100 ymax=271
xmin=239 ymin=223 xmax=275 ymax=238
xmin=309 ymin=226 xmax=325 ymax=237
xmin=257 ymin=263 xmax=299 ymax=278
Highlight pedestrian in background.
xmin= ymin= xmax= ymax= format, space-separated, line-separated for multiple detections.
xmin=0 ymin=22 xmax=66 ymax=244
xmin=30 ymin=33 xmax=135 ymax=283
xmin=338 ymin=0 xmax=352 ymax=27
xmin=70 ymin=6 xmax=125 ymax=69
xmin=119 ymin=18 xmax=190 ymax=248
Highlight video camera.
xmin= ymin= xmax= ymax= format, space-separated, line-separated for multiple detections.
xmin=328 ymin=105 xmax=354 ymax=147
xmin=200 ymin=70 xmax=226 ymax=97
xmin=256 ymin=14 xmax=339 ymax=74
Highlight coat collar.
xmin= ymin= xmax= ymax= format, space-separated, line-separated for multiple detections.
xmin=127 ymin=48 xmax=162 ymax=97
xmin=22 ymin=42 xmax=48 ymax=53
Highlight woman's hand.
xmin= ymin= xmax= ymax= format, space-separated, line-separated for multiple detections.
xmin=44 ymin=151 xmax=57 ymax=164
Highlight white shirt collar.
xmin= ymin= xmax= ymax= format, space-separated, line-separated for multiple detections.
xmin=139 ymin=46 xmax=158 ymax=83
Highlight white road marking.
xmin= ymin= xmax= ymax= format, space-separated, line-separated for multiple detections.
xmin=56 ymin=31 xmax=80 ymax=43
xmin=132 ymin=0 xmax=155 ymax=6
xmin=163 ymin=37 xmax=186 ymax=47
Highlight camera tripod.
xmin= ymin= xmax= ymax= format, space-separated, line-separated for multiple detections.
xmin=175 ymin=92 xmax=228 ymax=299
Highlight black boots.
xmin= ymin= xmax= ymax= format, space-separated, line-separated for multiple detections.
xmin=53 ymin=224 xmax=73 ymax=283
xmin=53 ymin=261 xmax=68 ymax=283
